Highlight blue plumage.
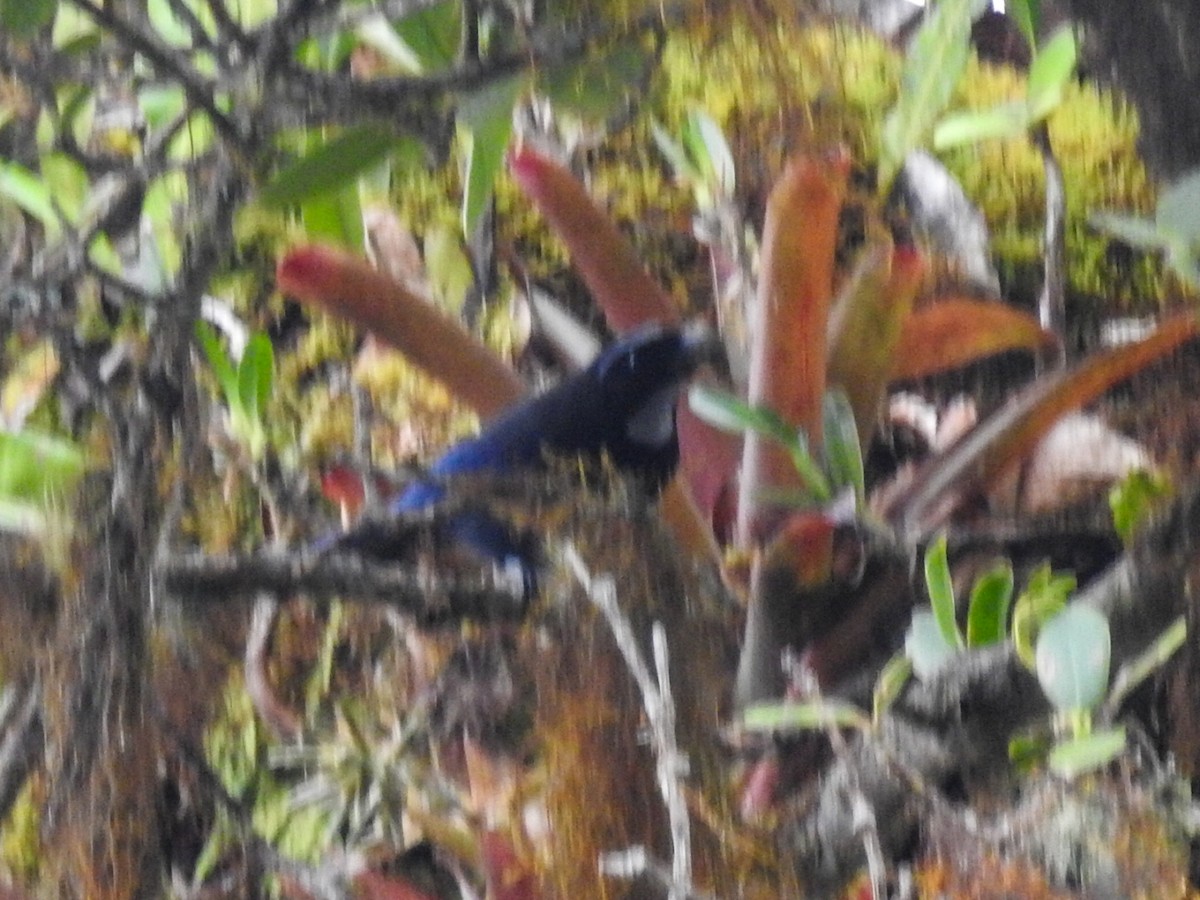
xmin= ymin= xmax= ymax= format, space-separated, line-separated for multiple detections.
xmin=334 ymin=322 xmax=715 ymax=595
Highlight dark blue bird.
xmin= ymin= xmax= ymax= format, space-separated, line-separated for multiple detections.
xmin=332 ymin=322 xmax=717 ymax=595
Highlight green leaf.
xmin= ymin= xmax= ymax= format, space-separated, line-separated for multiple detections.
xmin=923 ymin=533 xmax=963 ymax=649
xmin=424 ymin=223 xmax=473 ymax=313
xmin=196 ymin=321 xmax=240 ymax=405
xmin=905 ymin=609 xmax=960 ymax=681
xmin=1109 ymin=468 xmax=1172 ymax=543
xmin=1156 ymin=167 xmax=1200 ymax=239
xmin=1007 ymin=0 xmax=1041 ymax=50
xmin=933 ymin=102 xmax=1030 ymax=149
xmin=40 ymin=152 xmax=87 ymax=225
xmin=1012 ymin=563 xmax=1075 ymax=668
xmin=0 ymin=161 xmax=61 ymax=236
xmin=1104 ymin=616 xmax=1186 ymax=717
xmin=237 ymin=332 xmax=274 ymax=424
xmin=1036 ymin=604 xmax=1111 ymax=712
xmin=301 ymin=188 xmax=364 ymax=250
xmin=688 ymin=384 xmax=794 ymax=443
xmin=822 ymin=388 xmax=865 ymax=507
xmin=743 ymin=699 xmax=870 ymax=733
xmin=0 ymin=429 xmax=85 ymax=504
xmin=0 ymin=0 xmax=57 ymax=36
xmin=1026 ymin=27 xmax=1076 ymax=118
xmin=965 ymin=561 xmax=1014 ymax=647
xmin=879 ymin=0 xmax=990 ymax=191
xmin=392 ymin=0 xmax=460 ymax=73
xmin=1047 ymin=727 xmax=1126 ymax=778
xmin=260 ymin=125 xmax=399 ymax=208
xmin=651 ymin=121 xmax=703 ymax=186
xmin=872 ymin=654 xmax=913 ymax=721
xmin=459 ymin=74 xmax=524 ymax=234
xmin=540 ymin=39 xmax=650 ymax=122
xmin=1089 ymin=212 xmax=1168 ymax=251
xmin=684 ymin=108 xmax=735 ymax=198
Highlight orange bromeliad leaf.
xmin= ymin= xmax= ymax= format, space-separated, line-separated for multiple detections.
xmin=509 ymin=145 xmax=678 ymax=332
xmin=827 ymin=241 xmax=927 ymax=448
xmin=736 ymin=151 xmax=849 ymax=542
xmin=277 ymin=244 xmax=525 ymax=419
xmin=891 ymin=297 xmax=1059 ymax=380
xmin=886 ymin=311 xmax=1199 ymax=537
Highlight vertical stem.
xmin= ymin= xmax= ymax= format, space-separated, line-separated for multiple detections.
xmin=1033 ymin=123 xmax=1067 ymax=367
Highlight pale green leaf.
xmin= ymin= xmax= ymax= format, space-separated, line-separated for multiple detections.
xmin=1027 ymin=27 xmax=1077 ymax=112
xmin=924 ymin=533 xmax=963 ymax=648
xmin=743 ymin=699 xmax=870 ymax=732
xmin=1089 ymin=212 xmax=1167 ymax=251
xmin=905 ymin=609 xmax=960 ymax=681
xmin=424 ymin=223 xmax=473 ymax=313
xmin=934 ymin=102 xmax=1030 ymax=148
xmin=822 ymin=388 xmax=865 ymax=506
xmin=1156 ymin=167 xmax=1200 ymax=239
xmin=1006 ymin=0 xmax=1041 ymax=50
xmin=301 ymin=188 xmax=364 ymax=250
xmin=459 ymin=74 xmax=524 ymax=234
xmin=873 ymin=654 xmax=913 ymax=721
xmin=1047 ymin=727 xmax=1125 ymax=778
xmin=1036 ymin=604 xmax=1111 ymax=712
xmin=0 ymin=161 xmax=61 ymax=236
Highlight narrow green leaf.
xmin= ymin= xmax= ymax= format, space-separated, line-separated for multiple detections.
xmin=933 ymin=102 xmax=1030 ymax=149
xmin=905 ymin=609 xmax=960 ymax=681
xmin=822 ymin=388 xmax=865 ymax=507
xmin=1104 ymin=616 xmax=1186 ymax=717
xmin=965 ymin=562 xmax=1015 ymax=647
xmin=879 ymin=0 xmax=990 ymax=190
xmin=873 ymin=653 xmax=913 ymax=721
xmin=1006 ymin=0 xmax=1041 ymax=50
xmin=1027 ymin=28 xmax=1077 ymax=103
xmin=1036 ymin=604 xmax=1111 ymax=712
xmin=459 ymin=74 xmax=524 ymax=234
xmin=784 ymin=430 xmax=833 ymax=503
xmin=1089 ymin=212 xmax=1167 ymax=251
xmin=195 ymin=321 xmax=240 ymax=405
xmin=651 ymin=121 xmax=703 ymax=186
xmin=924 ymin=533 xmax=963 ymax=648
xmin=688 ymin=384 xmax=793 ymax=443
xmin=260 ymin=125 xmax=398 ymax=208
xmin=1047 ymin=727 xmax=1126 ymax=778
xmin=0 ymin=161 xmax=61 ymax=236
xmin=1012 ymin=563 xmax=1075 ymax=669
xmin=1109 ymin=468 xmax=1172 ymax=543
xmin=693 ymin=109 xmax=736 ymax=196
xmin=0 ymin=0 xmax=57 ymax=36
xmin=743 ymin=699 xmax=870 ymax=733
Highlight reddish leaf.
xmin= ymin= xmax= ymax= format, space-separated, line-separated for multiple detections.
xmin=509 ymin=146 xmax=678 ymax=332
xmin=828 ymin=241 xmax=927 ymax=447
xmin=481 ymin=830 xmax=544 ymax=900
xmin=736 ymin=151 xmax=849 ymax=542
xmin=277 ymin=245 xmax=525 ymax=419
xmin=890 ymin=297 xmax=1059 ymax=380
xmin=886 ymin=312 xmax=1198 ymax=537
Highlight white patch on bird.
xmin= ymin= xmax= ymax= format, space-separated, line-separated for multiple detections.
xmin=624 ymin=386 xmax=680 ymax=447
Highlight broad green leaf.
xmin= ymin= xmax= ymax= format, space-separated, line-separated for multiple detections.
xmin=0 ymin=430 xmax=85 ymax=519
xmin=196 ymin=321 xmax=240 ymax=404
xmin=1109 ymin=468 xmax=1172 ymax=543
xmin=965 ymin=562 xmax=1014 ymax=647
xmin=52 ymin=2 xmax=98 ymax=49
xmin=1 ymin=0 xmax=57 ymax=36
xmin=879 ymin=0 xmax=990 ymax=191
xmin=88 ymin=232 xmax=122 ymax=276
xmin=459 ymin=74 xmax=524 ymax=234
xmin=260 ymin=125 xmax=399 ymax=208
xmin=393 ymin=0 xmax=460 ymax=73
xmin=923 ymin=534 xmax=963 ymax=648
xmin=934 ymin=102 xmax=1029 ymax=149
xmin=0 ymin=162 xmax=61 ymax=236
xmin=541 ymin=39 xmax=650 ymax=122
xmin=743 ymin=699 xmax=870 ymax=733
xmin=1036 ymin=604 xmax=1111 ymax=712
xmin=237 ymin=332 xmax=274 ymax=425
xmin=424 ymin=223 xmax=473 ymax=313
xmin=301 ymin=188 xmax=364 ymax=250
xmin=1007 ymin=0 xmax=1041 ymax=50
xmin=40 ymin=152 xmax=87 ymax=224
xmin=1027 ymin=27 xmax=1077 ymax=111
xmin=905 ymin=610 xmax=959 ymax=681
xmin=139 ymin=85 xmax=187 ymax=130
xmin=147 ymin=0 xmax=195 ymax=46
xmin=1088 ymin=213 xmax=1166 ymax=251
xmin=1047 ymin=727 xmax=1125 ymax=778
xmin=1156 ymin=167 xmax=1200 ymax=239
xmin=822 ymin=388 xmax=865 ymax=507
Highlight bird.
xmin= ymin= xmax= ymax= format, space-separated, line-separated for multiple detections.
xmin=331 ymin=321 xmax=719 ymax=596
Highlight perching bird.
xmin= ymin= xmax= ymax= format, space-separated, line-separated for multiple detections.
xmin=333 ymin=322 xmax=718 ymax=595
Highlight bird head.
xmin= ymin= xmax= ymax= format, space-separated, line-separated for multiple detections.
xmin=590 ymin=321 xmax=721 ymax=477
